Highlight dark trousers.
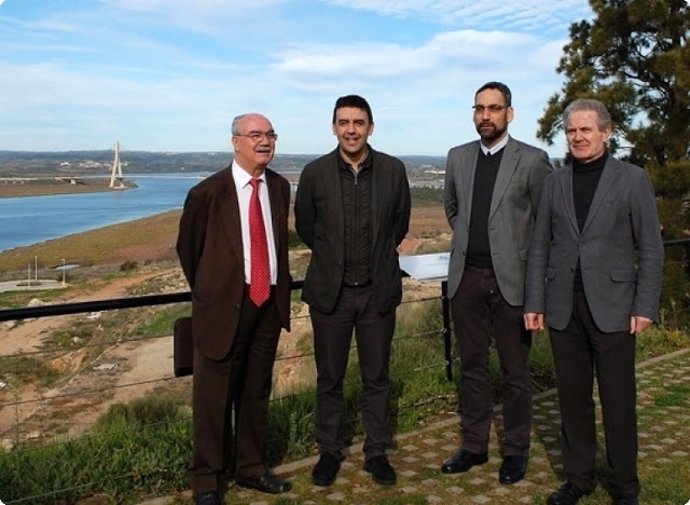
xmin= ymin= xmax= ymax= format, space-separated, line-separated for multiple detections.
xmin=310 ymin=284 xmax=396 ymax=460
xmin=451 ymin=266 xmax=532 ymax=456
xmin=550 ymin=289 xmax=639 ymax=497
xmin=187 ymin=293 xmax=281 ymax=494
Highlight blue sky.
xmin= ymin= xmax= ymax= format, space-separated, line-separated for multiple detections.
xmin=0 ymin=0 xmax=593 ymax=157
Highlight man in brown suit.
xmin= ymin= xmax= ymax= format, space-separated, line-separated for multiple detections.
xmin=177 ymin=113 xmax=292 ymax=504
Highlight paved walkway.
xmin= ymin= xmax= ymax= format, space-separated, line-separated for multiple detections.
xmin=141 ymin=349 xmax=690 ymax=505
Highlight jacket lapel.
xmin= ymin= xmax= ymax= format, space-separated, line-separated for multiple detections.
xmin=265 ymin=170 xmax=284 ymax=252
xmin=327 ymin=151 xmax=345 ymax=241
xmin=371 ymin=150 xmax=384 ymax=242
xmin=581 ymin=156 xmax=620 ymax=234
xmin=461 ymin=143 xmax=479 ymax=226
xmin=218 ymin=168 xmax=244 ymax=266
xmin=489 ymin=138 xmax=517 ymax=219
xmin=558 ymin=166 xmax=580 ymax=235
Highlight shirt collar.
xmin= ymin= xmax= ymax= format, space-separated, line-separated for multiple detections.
xmin=337 ymin=146 xmax=373 ymax=173
xmin=232 ymin=160 xmax=265 ymax=188
xmin=479 ymin=134 xmax=509 ymax=156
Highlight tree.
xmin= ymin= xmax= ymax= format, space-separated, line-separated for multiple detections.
xmin=537 ymin=0 xmax=689 ymax=219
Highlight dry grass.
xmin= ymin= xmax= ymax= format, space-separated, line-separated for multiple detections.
xmin=0 ymin=204 xmax=451 ymax=273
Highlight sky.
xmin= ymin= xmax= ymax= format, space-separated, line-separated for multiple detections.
xmin=0 ymin=0 xmax=594 ymax=157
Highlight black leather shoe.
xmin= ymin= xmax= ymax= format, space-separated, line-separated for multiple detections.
xmin=312 ymin=452 xmax=342 ymax=486
xmin=614 ymin=496 xmax=638 ymax=505
xmin=363 ymin=455 xmax=397 ymax=485
xmin=547 ymin=481 xmax=588 ymax=505
xmin=498 ymin=454 xmax=528 ymax=484
xmin=195 ymin=491 xmax=220 ymax=505
xmin=235 ymin=473 xmax=292 ymax=494
xmin=441 ymin=449 xmax=488 ymax=474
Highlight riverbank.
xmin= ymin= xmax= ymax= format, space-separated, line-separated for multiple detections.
xmin=0 ymin=177 xmax=136 ymax=198
xmin=0 ymin=209 xmax=181 ymax=274
xmin=0 ymin=203 xmax=450 ymax=275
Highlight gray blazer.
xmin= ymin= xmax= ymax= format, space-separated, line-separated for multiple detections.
xmin=294 ymin=147 xmax=411 ymax=315
xmin=444 ymin=136 xmax=552 ymax=305
xmin=524 ymin=156 xmax=664 ymax=332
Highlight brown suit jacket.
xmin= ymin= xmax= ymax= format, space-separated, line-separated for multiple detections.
xmin=176 ymin=165 xmax=292 ymax=360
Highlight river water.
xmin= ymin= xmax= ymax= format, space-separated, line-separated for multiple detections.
xmin=0 ymin=173 xmax=209 ymax=252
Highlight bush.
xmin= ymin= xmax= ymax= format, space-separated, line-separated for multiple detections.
xmin=119 ymin=260 xmax=138 ymax=272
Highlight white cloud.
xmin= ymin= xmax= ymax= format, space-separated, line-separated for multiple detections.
xmin=97 ymin=0 xmax=287 ymax=33
xmin=325 ymin=0 xmax=590 ymax=29
xmin=0 ymin=1 xmax=587 ymax=156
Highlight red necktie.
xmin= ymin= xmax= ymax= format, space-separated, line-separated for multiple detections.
xmin=249 ymin=178 xmax=270 ymax=306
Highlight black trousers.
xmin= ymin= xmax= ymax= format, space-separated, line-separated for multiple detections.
xmin=187 ymin=293 xmax=281 ymax=494
xmin=310 ymin=284 xmax=396 ymax=460
xmin=550 ymin=289 xmax=639 ymax=498
xmin=450 ymin=266 xmax=532 ymax=456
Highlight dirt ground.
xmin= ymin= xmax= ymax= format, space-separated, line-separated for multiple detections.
xmin=0 ymin=206 xmax=449 ymax=446
xmin=0 ymin=271 xmax=179 ymax=444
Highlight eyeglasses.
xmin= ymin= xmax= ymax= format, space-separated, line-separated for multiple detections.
xmin=235 ymin=131 xmax=278 ymax=143
xmin=472 ymin=104 xmax=508 ymax=113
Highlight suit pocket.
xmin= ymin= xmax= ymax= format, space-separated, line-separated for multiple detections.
xmin=610 ymin=269 xmax=637 ymax=282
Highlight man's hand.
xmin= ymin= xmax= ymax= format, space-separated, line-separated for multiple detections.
xmin=630 ymin=316 xmax=653 ymax=335
xmin=523 ymin=313 xmax=544 ymax=331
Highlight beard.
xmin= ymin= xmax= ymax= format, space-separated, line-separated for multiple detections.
xmin=476 ymin=121 xmax=507 ymax=143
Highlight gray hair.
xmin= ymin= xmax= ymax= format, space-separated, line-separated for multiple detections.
xmin=563 ymin=99 xmax=612 ymax=130
xmin=231 ymin=114 xmax=248 ymax=136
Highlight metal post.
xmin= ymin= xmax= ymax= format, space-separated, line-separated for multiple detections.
xmin=441 ymin=280 xmax=453 ymax=382
xmin=34 ymin=255 xmax=38 ymax=282
xmin=61 ymin=259 xmax=66 ymax=287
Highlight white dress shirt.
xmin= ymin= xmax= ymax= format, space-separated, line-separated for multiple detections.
xmin=232 ymin=161 xmax=278 ymax=286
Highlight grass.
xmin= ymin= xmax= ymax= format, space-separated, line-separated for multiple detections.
xmin=134 ymin=304 xmax=191 ymax=338
xmin=0 ymin=286 xmax=70 ymax=309
xmin=0 ymin=398 xmax=191 ymax=503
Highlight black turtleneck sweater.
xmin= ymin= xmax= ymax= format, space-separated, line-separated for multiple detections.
xmin=572 ymin=151 xmax=608 ymax=289
xmin=572 ymin=152 xmax=608 ymax=230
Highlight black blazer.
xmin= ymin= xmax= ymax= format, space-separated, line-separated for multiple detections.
xmin=177 ymin=166 xmax=292 ymax=360
xmin=294 ymin=147 xmax=411 ymax=314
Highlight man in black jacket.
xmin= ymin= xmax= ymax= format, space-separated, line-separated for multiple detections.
xmin=294 ymin=94 xmax=411 ymax=488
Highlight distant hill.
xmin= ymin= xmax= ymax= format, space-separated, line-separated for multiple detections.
xmin=0 ymin=150 xmax=447 ymax=176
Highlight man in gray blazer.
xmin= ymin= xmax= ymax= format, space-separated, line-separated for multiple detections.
xmin=524 ymin=99 xmax=663 ymax=505
xmin=295 ymin=95 xmax=411 ymax=488
xmin=442 ymin=82 xmax=552 ymax=484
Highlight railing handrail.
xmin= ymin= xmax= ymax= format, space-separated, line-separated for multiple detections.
xmin=0 ymin=280 xmax=305 ymax=323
